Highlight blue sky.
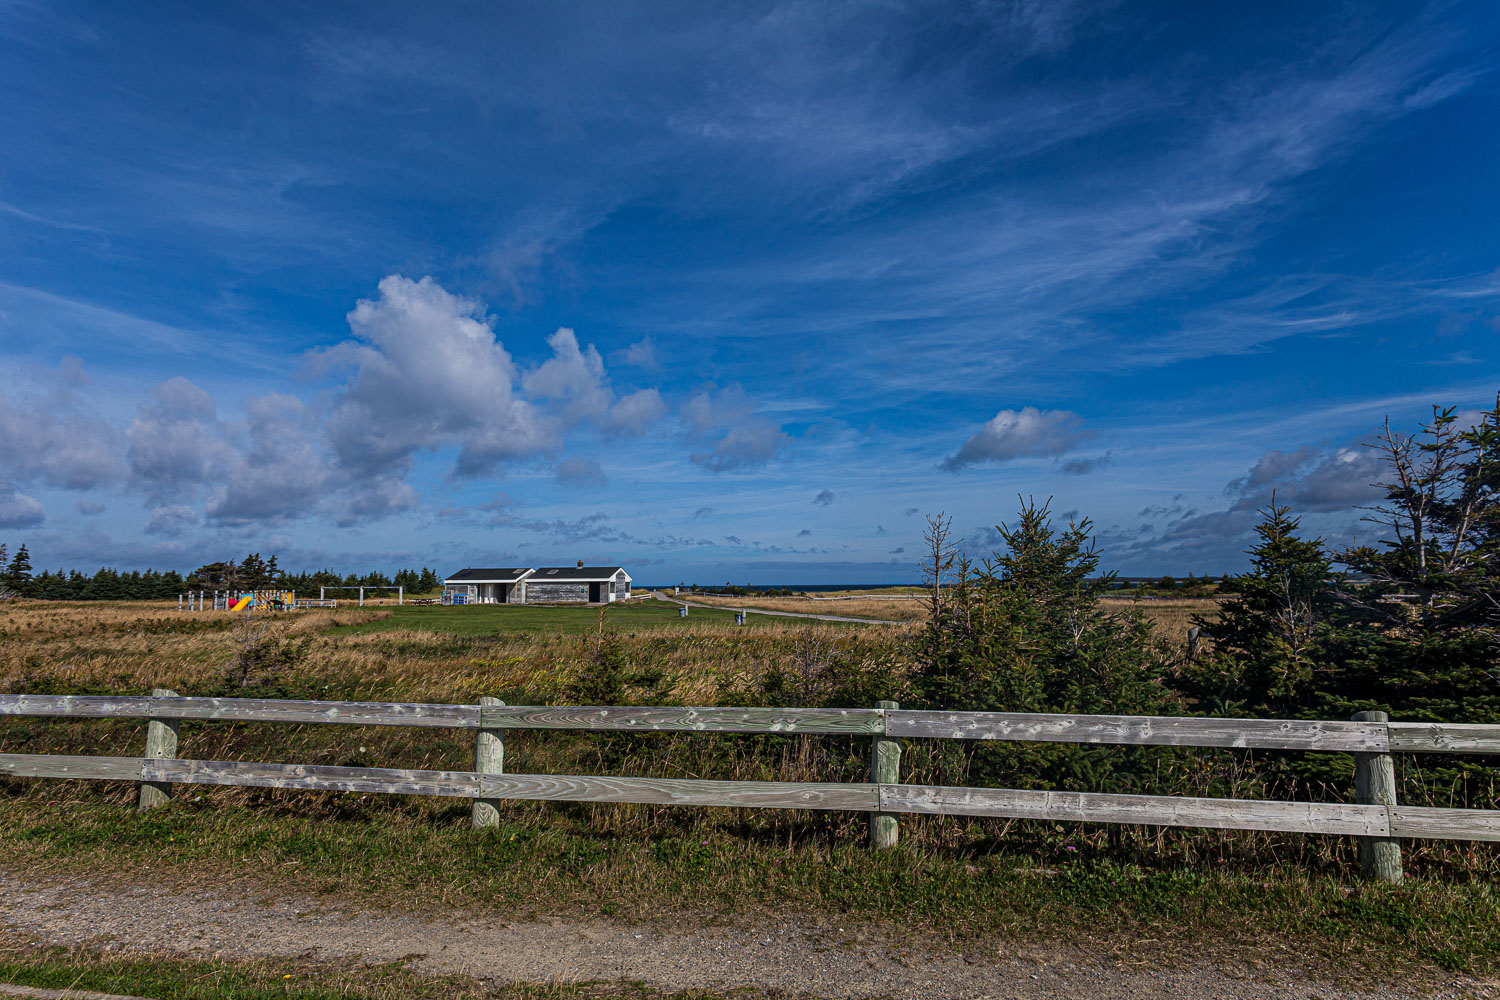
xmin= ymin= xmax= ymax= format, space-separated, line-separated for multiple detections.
xmin=0 ymin=0 xmax=1496 ymax=583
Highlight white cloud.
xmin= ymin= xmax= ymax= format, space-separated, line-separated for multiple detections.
xmin=321 ymin=274 xmax=555 ymax=479
xmin=682 ymin=385 xmax=791 ymax=472
xmin=0 ymin=486 xmax=45 ymax=529
xmin=942 ymin=407 xmax=1089 ymax=470
xmin=690 ymin=421 xmax=789 ymax=472
xmin=618 ymin=339 xmax=659 ymax=370
xmin=607 ymin=388 xmax=666 ymax=436
xmin=143 ymin=504 xmax=198 ymax=537
xmin=0 ymin=358 xmax=126 ymax=490
xmin=125 ymin=377 xmax=237 ymax=497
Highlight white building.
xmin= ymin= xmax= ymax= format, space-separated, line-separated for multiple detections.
xmin=442 ymin=563 xmax=631 ymax=604
xmin=441 ymin=567 xmax=533 ymax=604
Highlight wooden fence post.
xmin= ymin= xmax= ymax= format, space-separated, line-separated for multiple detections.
xmin=473 ymin=696 xmax=504 ymax=828
xmin=1352 ymin=709 xmax=1402 ymax=883
xmin=870 ymin=699 xmax=900 ymax=850
xmin=138 ymin=687 xmax=179 ymax=811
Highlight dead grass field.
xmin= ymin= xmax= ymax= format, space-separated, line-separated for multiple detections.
xmin=682 ymin=592 xmax=929 ymax=622
xmin=683 ymin=592 xmax=1221 ymax=634
xmin=0 ymin=600 xmax=887 ymax=708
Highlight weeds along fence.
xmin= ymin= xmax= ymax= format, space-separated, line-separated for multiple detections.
xmin=2 ymin=692 xmax=1499 ymax=883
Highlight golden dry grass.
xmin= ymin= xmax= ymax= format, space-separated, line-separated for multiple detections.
xmin=681 ymin=592 xmax=929 ymax=622
xmin=0 ymin=599 xmax=883 ymax=706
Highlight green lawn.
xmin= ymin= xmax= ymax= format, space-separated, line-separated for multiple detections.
xmin=344 ymin=599 xmax=758 ymax=635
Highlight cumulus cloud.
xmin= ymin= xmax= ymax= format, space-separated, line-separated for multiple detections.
xmin=813 ymin=489 xmax=836 ymax=506
xmin=523 ymin=328 xmax=613 ymax=420
xmin=0 ymin=358 xmax=126 ymax=490
xmin=941 ymin=407 xmax=1089 ymax=470
xmin=336 ymin=477 xmax=420 ymax=525
xmin=1226 ymin=445 xmax=1384 ymax=512
xmin=1118 ymin=443 xmax=1390 ymax=571
xmin=0 ymin=279 xmax=691 ymax=544
xmin=206 ymin=394 xmax=338 ymax=524
xmin=617 ymin=339 xmax=659 ymax=370
xmin=75 ymin=499 xmax=105 ymax=516
xmin=0 ymin=486 xmax=45 ymax=529
xmin=319 ymin=274 xmax=554 ymax=480
xmin=126 ymin=377 xmax=238 ymax=498
xmin=522 ymin=328 xmax=667 ymax=437
xmin=682 ymin=385 xmax=791 ymax=472
xmin=690 ymin=422 xmax=790 ymax=472
xmin=607 ymin=388 xmax=667 ymax=436
xmin=143 ymin=504 xmax=198 ymax=537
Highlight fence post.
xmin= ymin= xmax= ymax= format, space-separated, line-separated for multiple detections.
xmin=138 ymin=687 xmax=179 ymax=811
xmin=473 ymin=696 xmax=505 ymax=828
xmin=870 ymin=699 xmax=900 ymax=850
xmin=1352 ymin=709 xmax=1402 ymax=884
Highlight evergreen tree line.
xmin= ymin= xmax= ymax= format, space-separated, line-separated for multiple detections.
xmin=907 ymin=397 xmax=1497 ymax=804
xmin=0 ymin=544 xmax=442 ymax=601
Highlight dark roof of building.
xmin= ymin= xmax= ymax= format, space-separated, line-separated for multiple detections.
xmin=531 ymin=566 xmax=629 ymax=582
xmin=444 ymin=567 xmax=534 ymax=583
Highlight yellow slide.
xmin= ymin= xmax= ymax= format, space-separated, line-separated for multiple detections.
xmin=230 ymin=594 xmax=253 ymax=612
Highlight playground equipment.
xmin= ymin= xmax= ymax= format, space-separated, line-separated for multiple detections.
xmin=178 ymin=589 xmax=295 ymax=612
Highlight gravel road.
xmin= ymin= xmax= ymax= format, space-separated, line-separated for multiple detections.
xmin=1 ymin=872 xmax=1493 ymax=999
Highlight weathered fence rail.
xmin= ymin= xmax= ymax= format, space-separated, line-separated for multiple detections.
xmin=3 ymin=693 xmax=1500 ymax=883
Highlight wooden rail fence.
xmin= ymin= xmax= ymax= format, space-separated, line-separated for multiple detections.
xmin=3 ymin=694 xmax=1500 ymax=883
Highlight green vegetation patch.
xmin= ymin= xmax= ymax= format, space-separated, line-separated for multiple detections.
xmin=0 ymin=945 xmax=753 ymax=999
xmin=2 ymin=795 xmax=1498 ymax=975
xmin=342 ymin=601 xmax=770 ymax=636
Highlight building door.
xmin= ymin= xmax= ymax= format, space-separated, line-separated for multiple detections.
xmin=589 ymin=582 xmax=601 ymax=603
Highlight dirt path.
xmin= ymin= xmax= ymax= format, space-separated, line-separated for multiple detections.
xmin=2 ymin=872 xmax=1494 ymax=999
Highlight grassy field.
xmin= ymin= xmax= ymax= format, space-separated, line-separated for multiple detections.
xmin=346 ymin=599 xmax=764 ymax=635
xmin=0 ymin=946 xmax=745 ymax=999
xmin=681 ymin=592 xmax=927 ymax=622
xmin=1 ymin=597 xmax=1498 ymax=982
xmin=679 ymin=593 xmax=1220 ymax=631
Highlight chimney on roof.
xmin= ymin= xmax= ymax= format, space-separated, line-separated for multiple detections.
xmin=577 ymin=559 xmax=584 ymax=568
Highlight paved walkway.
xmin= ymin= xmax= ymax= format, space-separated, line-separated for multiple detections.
xmin=649 ymin=591 xmax=905 ymax=625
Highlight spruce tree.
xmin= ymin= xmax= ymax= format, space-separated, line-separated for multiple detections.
xmin=4 ymin=544 xmax=33 ymax=593
xmin=1183 ymin=499 xmax=1334 ymax=717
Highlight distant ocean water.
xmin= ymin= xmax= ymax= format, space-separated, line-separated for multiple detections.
xmin=641 ymin=582 xmax=919 ymax=592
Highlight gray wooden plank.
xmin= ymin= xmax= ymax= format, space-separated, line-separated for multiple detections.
xmin=479 ymin=773 xmax=879 ymax=811
xmin=887 ymin=710 xmax=1387 ymax=751
xmin=143 ymin=759 xmax=483 ymax=797
xmin=1389 ymin=807 xmax=1500 ymax=842
xmin=1387 ymin=723 xmax=1500 ymax=755
xmin=136 ymin=758 xmax=878 ymax=811
xmin=480 ymin=705 xmax=884 ymax=734
xmin=880 ymin=784 xmax=1390 ymax=836
xmin=0 ymin=695 xmax=478 ymax=728
xmin=0 ymin=753 xmax=145 ymax=781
